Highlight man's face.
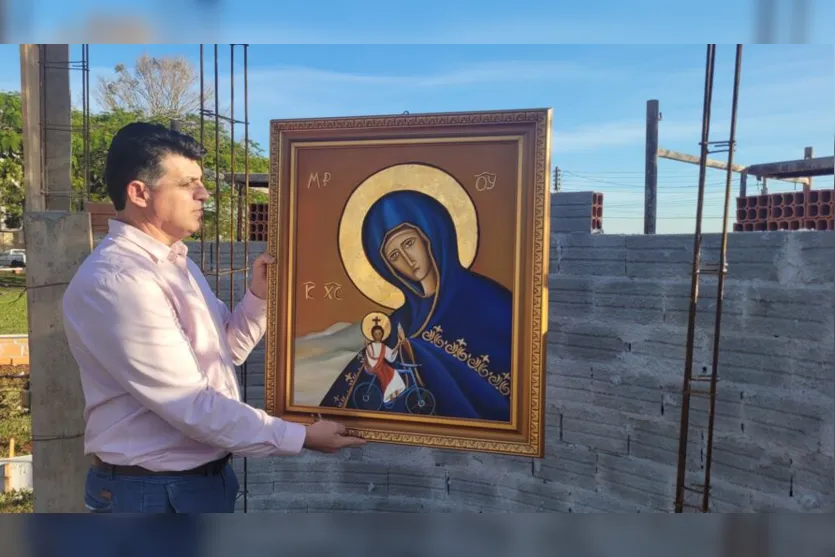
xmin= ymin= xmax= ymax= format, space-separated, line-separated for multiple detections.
xmin=130 ymin=154 xmax=209 ymax=243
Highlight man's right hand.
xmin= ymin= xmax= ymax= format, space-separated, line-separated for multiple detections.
xmin=303 ymin=419 xmax=367 ymax=453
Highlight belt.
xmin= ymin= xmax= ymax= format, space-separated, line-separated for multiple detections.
xmin=92 ymin=454 xmax=231 ymax=477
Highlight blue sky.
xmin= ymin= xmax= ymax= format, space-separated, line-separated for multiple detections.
xmin=0 ymin=46 xmax=832 ymax=234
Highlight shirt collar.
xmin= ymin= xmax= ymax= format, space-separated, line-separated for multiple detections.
xmin=107 ymin=219 xmax=189 ymax=269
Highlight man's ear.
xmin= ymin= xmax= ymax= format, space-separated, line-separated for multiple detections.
xmin=125 ymin=180 xmax=149 ymax=208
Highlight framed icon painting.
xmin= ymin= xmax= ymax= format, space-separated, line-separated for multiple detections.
xmin=264 ymin=108 xmax=551 ymax=457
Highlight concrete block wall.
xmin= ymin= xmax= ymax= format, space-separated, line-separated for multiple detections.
xmin=550 ymin=191 xmax=604 ymax=233
xmin=185 ymin=230 xmax=834 ymax=513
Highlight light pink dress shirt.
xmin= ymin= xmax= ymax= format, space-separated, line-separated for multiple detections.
xmin=62 ymin=219 xmax=306 ymax=471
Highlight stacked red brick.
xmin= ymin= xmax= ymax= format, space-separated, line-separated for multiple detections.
xmin=734 ymin=188 xmax=834 ymax=232
xmin=249 ymin=203 xmax=268 ymax=241
xmin=807 ymin=188 xmax=834 ymax=230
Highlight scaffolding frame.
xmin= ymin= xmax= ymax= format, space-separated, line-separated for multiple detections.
xmin=198 ymin=43 xmax=253 ymax=513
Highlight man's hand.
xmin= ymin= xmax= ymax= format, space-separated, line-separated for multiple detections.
xmin=249 ymin=252 xmax=274 ymax=300
xmin=303 ymin=419 xmax=367 ymax=453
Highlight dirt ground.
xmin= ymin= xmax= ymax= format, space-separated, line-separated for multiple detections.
xmin=0 ymin=364 xmax=32 ymax=513
xmin=0 ymin=364 xmax=30 ymax=457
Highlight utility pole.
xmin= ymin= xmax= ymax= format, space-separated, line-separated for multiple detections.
xmin=803 ymin=146 xmax=813 ymax=192
xmin=552 ymin=166 xmax=562 ymax=193
xmin=644 ymin=99 xmax=660 ymax=234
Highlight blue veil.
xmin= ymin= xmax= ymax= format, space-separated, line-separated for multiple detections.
xmin=320 ymin=189 xmax=513 ymax=422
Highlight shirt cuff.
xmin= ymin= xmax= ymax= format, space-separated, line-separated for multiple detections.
xmin=277 ymin=421 xmax=307 ymax=455
xmin=240 ymin=288 xmax=268 ymax=318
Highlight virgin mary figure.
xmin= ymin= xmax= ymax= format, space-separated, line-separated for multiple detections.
xmin=320 ymin=189 xmax=513 ymax=422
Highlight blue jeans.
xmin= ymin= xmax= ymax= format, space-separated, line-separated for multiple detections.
xmin=84 ymin=462 xmax=240 ymax=513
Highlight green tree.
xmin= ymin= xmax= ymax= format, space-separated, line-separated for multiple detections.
xmin=0 ymin=90 xmax=23 ymax=229
xmin=0 ymin=53 xmax=270 ymax=241
xmin=69 ymin=109 xmax=269 ymax=240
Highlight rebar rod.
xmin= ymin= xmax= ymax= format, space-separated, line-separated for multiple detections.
xmin=229 ymin=44 xmax=235 ymax=304
xmin=200 ymin=45 xmax=206 ymax=271
xmin=701 ymin=44 xmax=743 ymax=513
xmin=213 ymin=44 xmax=220 ymax=294
xmin=674 ymin=43 xmax=716 ymax=513
xmin=242 ymin=43 xmax=250 ymax=514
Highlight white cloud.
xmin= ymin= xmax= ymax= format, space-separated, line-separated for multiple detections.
xmin=552 ymin=106 xmax=832 ymax=156
xmin=226 ymin=59 xmax=621 ymax=121
xmin=240 ymin=59 xmax=617 ymax=95
xmin=553 ymin=119 xmax=695 ymax=153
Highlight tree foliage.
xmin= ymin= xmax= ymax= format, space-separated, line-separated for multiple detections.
xmin=0 ymin=54 xmax=269 ymax=239
xmin=0 ymin=91 xmax=23 ymax=229
xmin=96 ymin=54 xmax=213 ymax=120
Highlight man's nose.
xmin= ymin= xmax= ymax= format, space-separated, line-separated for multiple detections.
xmin=195 ymin=184 xmax=211 ymax=201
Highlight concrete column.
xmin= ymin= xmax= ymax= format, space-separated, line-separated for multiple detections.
xmin=24 ymin=211 xmax=93 ymax=512
xmin=19 ymin=44 xmax=44 ymax=212
xmin=21 ymin=44 xmax=89 ymax=512
xmin=40 ymin=44 xmax=73 ymax=211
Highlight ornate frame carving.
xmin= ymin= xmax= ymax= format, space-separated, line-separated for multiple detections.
xmin=265 ymin=108 xmax=551 ymax=457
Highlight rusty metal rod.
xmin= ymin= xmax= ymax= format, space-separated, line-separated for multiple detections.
xmin=702 ymin=44 xmax=743 ymax=513
xmin=200 ymin=45 xmax=206 ymax=271
xmin=242 ymin=42 xmax=251 ymax=514
xmin=214 ymin=44 xmax=220 ymax=294
xmin=675 ymin=43 xmax=716 ymax=513
xmin=229 ymin=44 xmax=236 ymax=305
xmin=83 ymin=44 xmax=90 ymax=205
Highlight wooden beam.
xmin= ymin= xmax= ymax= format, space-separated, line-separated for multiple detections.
xmin=657 ymin=147 xmax=810 ymax=186
xmin=658 ymin=147 xmax=747 ymax=173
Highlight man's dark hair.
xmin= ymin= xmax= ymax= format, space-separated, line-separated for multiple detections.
xmin=104 ymin=122 xmax=206 ymax=210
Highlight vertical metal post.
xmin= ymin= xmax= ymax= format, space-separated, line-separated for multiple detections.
xmin=644 ymin=99 xmax=659 ymax=234
xmin=229 ymin=44 xmax=235 ymax=303
xmin=213 ymin=44 xmax=220 ymax=294
xmin=199 ymin=44 xmax=206 ymax=270
xmin=702 ymin=44 xmax=742 ymax=513
xmin=82 ymin=44 xmax=90 ymax=207
xmin=675 ymin=43 xmax=716 ymax=513
xmin=242 ymin=43 xmax=251 ymax=514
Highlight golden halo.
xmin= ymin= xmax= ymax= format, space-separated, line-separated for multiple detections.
xmin=338 ymin=163 xmax=479 ymax=309
xmin=361 ymin=312 xmax=392 ymax=341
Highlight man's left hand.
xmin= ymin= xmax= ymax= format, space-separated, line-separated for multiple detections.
xmin=250 ymin=252 xmax=274 ymax=300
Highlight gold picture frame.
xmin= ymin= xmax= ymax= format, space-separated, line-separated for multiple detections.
xmin=265 ymin=108 xmax=551 ymax=457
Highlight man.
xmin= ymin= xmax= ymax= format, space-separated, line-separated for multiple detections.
xmin=62 ymin=122 xmax=365 ymax=514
